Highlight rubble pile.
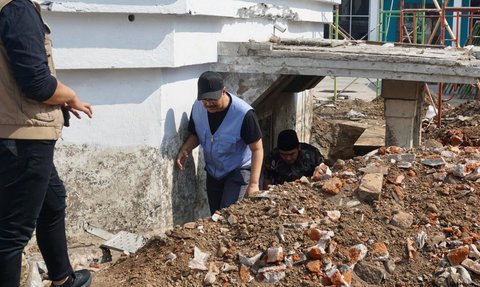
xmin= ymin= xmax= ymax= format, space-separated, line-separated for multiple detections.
xmin=424 ymin=101 xmax=480 ymax=147
xmin=95 ymin=143 xmax=480 ymax=286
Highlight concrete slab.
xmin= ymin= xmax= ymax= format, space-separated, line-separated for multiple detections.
xmin=101 ymin=231 xmax=148 ymax=254
xmin=215 ymin=40 xmax=480 ymax=84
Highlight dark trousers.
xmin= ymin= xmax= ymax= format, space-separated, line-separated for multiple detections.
xmin=206 ymin=169 xmax=250 ymax=215
xmin=0 ymin=140 xmax=73 ymax=287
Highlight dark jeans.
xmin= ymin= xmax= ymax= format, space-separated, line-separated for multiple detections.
xmin=206 ymin=169 xmax=250 ymax=215
xmin=0 ymin=139 xmax=73 ymax=287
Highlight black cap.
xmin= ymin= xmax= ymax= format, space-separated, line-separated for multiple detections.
xmin=277 ymin=129 xmax=299 ymax=151
xmin=197 ymin=71 xmax=224 ymax=100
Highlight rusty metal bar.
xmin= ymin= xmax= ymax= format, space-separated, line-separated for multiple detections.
xmin=400 ymin=0 xmax=405 ymax=42
xmin=437 ymin=82 xmax=443 ymax=128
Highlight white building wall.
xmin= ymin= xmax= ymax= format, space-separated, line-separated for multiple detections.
xmin=42 ymin=0 xmax=339 ymax=235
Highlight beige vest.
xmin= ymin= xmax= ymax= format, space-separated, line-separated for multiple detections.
xmin=0 ymin=0 xmax=63 ymax=140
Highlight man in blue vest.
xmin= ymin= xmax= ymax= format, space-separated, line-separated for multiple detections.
xmin=176 ymin=71 xmax=263 ymax=214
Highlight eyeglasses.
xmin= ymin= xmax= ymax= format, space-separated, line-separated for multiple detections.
xmin=201 ymin=98 xmax=220 ymax=103
xmin=200 ymin=90 xmax=225 ymax=103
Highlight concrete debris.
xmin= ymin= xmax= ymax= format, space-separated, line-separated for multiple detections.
xmin=421 ymin=157 xmax=447 ymax=167
xmin=101 ymin=231 xmax=148 ymax=254
xmin=188 ymin=247 xmax=210 ymax=271
xmin=25 ymin=260 xmax=43 ymax=287
xmin=92 ymin=101 xmax=480 ymax=287
xmin=257 ymin=264 xmax=287 ymax=283
xmin=203 ymin=262 xmax=219 ymax=285
xmin=357 ymin=173 xmax=383 ymax=202
xmin=238 ymin=252 xmax=262 ymax=267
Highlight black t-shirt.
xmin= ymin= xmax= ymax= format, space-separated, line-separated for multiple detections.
xmin=188 ymin=95 xmax=262 ymax=145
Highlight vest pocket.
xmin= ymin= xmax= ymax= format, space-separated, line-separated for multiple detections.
xmin=215 ymin=135 xmax=237 ymax=155
xmin=21 ymin=99 xmax=56 ymax=123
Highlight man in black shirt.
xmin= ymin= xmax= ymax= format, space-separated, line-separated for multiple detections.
xmin=264 ymin=129 xmax=323 ymax=187
xmin=176 ymin=71 xmax=263 ymax=214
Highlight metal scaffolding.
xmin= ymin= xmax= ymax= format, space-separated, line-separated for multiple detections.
xmin=380 ymin=0 xmax=480 ymax=127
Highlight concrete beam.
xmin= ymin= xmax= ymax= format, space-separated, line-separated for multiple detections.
xmin=214 ymin=41 xmax=480 ymax=84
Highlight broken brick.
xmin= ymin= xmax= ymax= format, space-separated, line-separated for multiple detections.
xmin=449 ymin=135 xmax=463 ymax=146
xmin=307 ymin=247 xmax=323 ymax=260
xmin=239 ymin=265 xmax=252 ymax=283
xmin=266 ymin=246 xmax=284 ymax=263
xmin=306 ymin=260 xmax=322 ymax=274
xmin=348 ymin=244 xmax=367 ymax=263
xmin=393 ymin=186 xmax=404 ymax=200
xmin=322 ymin=177 xmax=343 ymax=194
xmin=371 ymin=242 xmax=389 ymax=260
xmin=305 ymin=228 xmax=321 ymax=241
xmin=447 ymin=246 xmax=469 ymax=266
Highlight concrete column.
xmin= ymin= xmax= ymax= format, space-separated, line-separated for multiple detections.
xmin=295 ymin=90 xmax=313 ymax=144
xmin=381 ymin=80 xmax=423 ymax=148
xmin=453 ymin=0 xmax=462 ymax=46
xmin=369 ymin=0 xmax=380 ymax=41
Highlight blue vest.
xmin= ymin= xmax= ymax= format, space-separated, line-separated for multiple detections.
xmin=192 ymin=94 xmax=252 ymax=179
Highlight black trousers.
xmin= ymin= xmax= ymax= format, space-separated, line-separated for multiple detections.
xmin=206 ymin=169 xmax=250 ymax=215
xmin=0 ymin=139 xmax=72 ymax=287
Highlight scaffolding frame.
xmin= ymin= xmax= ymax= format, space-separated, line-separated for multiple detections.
xmin=380 ymin=0 xmax=480 ymax=128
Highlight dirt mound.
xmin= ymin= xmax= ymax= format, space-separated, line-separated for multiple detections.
xmin=423 ymin=101 xmax=480 ymax=147
xmin=94 ymin=144 xmax=480 ymax=287
xmin=311 ymin=97 xmax=384 ymax=164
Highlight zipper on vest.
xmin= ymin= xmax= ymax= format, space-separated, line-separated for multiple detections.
xmin=210 ymin=135 xmax=215 ymax=176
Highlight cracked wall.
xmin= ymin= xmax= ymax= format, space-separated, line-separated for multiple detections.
xmin=55 ymin=143 xmax=209 ymax=236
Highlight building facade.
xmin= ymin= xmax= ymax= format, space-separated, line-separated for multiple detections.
xmin=42 ymin=0 xmax=340 ymax=235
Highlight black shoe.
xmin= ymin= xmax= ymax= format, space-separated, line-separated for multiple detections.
xmin=51 ymin=269 xmax=92 ymax=287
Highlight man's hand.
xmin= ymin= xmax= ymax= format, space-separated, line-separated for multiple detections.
xmin=66 ymin=96 xmax=92 ymax=119
xmin=175 ymin=149 xmax=189 ymax=170
xmin=245 ymin=182 xmax=260 ymax=197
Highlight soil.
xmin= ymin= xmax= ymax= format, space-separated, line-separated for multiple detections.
xmin=91 ymin=98 xmax=480 ymax=287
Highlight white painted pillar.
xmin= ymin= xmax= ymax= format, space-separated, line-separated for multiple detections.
xmin=295 ymin=90 xmax=313 ymax=143
xmin=369 ymin=0 xmax=380 ymax=41
xmin=381 ymin=80 xmax=424 ymax=148
xmin=452 ymin=0 xmax=462 ymax=46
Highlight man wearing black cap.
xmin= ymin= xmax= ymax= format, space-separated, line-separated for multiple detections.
xmin=176 ymin=71 xmax=263 ymax=214
xmin=264 ymin=129 xmax=323 ymax=187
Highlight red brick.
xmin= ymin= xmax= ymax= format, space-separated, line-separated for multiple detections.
xmin=447 ymin=246 xmax=469 ymax=266
xmin=394 ymin=186 xmax=404 ymax=200
xmin=305 ymin=228 xmax=321 ymax=241
xmin=239 ymin=265 xmax=252 ymax=283
xmin=371 ymin=242 xmax=388 ymax=257
xmin=407 ymin=170 xmax=416 ymax=177
xmin=342 ymin=269 xmax=353 ymax=285
xmin=306 ymin=260 xmax=322 ymax=274
xmin=449 ymin=135 xmax=463 ymax=146
xmin=307 ymin=247 xmax=323 ymax=260
xmin=322 ymin=177 xmax=343 ymax=195
xmin=389 ymin=146 xmax=402 ymax=154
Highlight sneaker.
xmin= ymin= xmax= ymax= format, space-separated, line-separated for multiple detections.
xmin=51 ymin=269 xmax=92 ymax=287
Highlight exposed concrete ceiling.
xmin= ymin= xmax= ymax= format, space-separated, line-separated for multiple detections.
xmin=213 ymin=39 xmax=480 ymax=85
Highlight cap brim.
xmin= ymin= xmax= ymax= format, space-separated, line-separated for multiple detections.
xmin=198 ymin=90 xmax=222 ymax=100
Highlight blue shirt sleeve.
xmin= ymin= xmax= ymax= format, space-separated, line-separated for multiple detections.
xmin=0 ymin=0 xmax=57 ymax=102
